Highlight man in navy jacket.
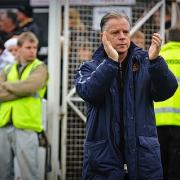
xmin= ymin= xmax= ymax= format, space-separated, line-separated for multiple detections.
xmin=75 ymin=11 xmax=178 ymax=180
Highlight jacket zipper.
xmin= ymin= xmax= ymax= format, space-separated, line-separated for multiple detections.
xmin=119 ymin=62 xmax=125 ymax=160
xmin=119 ymin=62 xmax=123 ymax=88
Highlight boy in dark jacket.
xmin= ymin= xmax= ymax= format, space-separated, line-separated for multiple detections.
xmin=75 ymin=11 xmax=178 ymax=180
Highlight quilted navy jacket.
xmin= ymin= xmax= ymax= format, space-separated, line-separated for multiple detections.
xmin=75 ymin=43 xmax=178 ymax=180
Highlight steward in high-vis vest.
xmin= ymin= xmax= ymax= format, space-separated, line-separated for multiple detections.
xmin=0 ymin=59 xmax=46 ymax=132
xmin=0 ymin=32 xmax=48 ymax=180
xmin=154 ymin=23 xmax=180 ymax=180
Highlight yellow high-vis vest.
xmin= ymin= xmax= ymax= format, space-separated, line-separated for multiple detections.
xmin=0 ymin=59 xmax=47 ymax=132
xmin=155 ymin=42 xmax=180 ymax=126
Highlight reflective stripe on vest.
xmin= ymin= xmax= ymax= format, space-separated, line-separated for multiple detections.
xmin=0 ymin=59 xmax=47 ymax=132
xmin=155 ymin=107 xmax=180 ymax=114
xmin=155 ymin=42 xmax=180 ymax=126
xmin=177 ymin=77 xmax=180 ymax=82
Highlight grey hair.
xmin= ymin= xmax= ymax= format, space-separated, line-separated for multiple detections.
xmin=100 ymin=11 xmax=131 ymax=32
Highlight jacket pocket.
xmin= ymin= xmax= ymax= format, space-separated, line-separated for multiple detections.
xmin=84 ymin=139 xmax=123 ymax=177
xmin=137 ymin=136 xmax=163 ymax=179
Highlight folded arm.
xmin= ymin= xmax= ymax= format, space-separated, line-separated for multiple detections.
xmin=0 ymin=64 xmax=48 ymax=101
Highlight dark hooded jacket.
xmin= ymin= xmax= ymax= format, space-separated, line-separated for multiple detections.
xmin=75 ymin=42 xmax=178 ymax=180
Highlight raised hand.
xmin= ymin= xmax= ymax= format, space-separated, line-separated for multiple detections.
xmin=148 ymin=33 xmax=162 ymax=60
xmin=102 ymin=31 xmax=119 ymax=62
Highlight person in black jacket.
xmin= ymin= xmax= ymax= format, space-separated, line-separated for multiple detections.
xmin=75 ymin=11 xmax=178 ymax=180
xmin=16 ymin=5 xmax=42 ymax=47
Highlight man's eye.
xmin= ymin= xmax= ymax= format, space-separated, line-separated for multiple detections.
xmin=111 ymin=31 xmax=118 ymax=35
xmin=123 ymin=31 xmax=129 ymax=34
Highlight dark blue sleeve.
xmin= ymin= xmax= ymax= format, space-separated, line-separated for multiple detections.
xmin=75 ymin=58 xmax=119 ymax=105
xmin=149 ymin=56 xmax=178 ymax=102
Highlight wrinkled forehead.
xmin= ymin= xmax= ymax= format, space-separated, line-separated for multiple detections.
xmin=104 ymin=17 xmax=131 ymax=31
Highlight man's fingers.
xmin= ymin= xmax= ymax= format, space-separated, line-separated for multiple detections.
xmin=152 ymin=33 xmax=162 ymax=48
xmin=102 ymin=31 xmax=110 ymax=47
xmin=102 ymin=31 xmax=118 ymax=61
xmin=102 ymin=31 xmax=112 ymax=51
xmin=102 ymin=31 xmax=106 ymax=42
xmin=152 ymin=39 xmax=161 ymax=48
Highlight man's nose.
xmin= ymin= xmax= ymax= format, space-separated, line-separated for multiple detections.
xmin=118 ymin=32 xmax=125 ymax=39
xmin=31 ymin=48 xmax=36 ymax=52
xmin=30 ymin=49 xmax=35 ymax=54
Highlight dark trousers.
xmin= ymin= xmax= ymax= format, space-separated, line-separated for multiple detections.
xmin=157 ymin=126 xmax=180 ymax=180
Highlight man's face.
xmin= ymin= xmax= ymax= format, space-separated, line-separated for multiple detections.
xmin=18 ymin=40 xmax=38 ymax=63
xmin=0 ymin=13 xmax=12 ymax=32
xmin=8 ymin=45 xmax=18 ymax=57
xmin=102 ymin=17 xmax=131 ymax=55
